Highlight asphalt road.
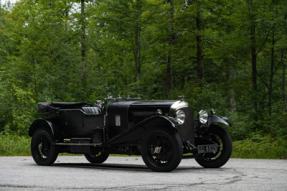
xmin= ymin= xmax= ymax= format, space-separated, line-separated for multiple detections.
xmin=0 ymin=156 xmax=286 ymax=191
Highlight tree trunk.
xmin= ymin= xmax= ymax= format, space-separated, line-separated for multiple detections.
xmin=135 ymin=28 xmax=140 ymax=95
xmin=134 ymin=0 xmax=141 ymax=95
xmin=65 ymin=0 xmax=69 ymax=30
xmin=250 ymin=7 xmax=257 ymax=121
xmin=283 ymin=51 xmax=286 ymax=104
xmin=32 ymin=54 xmax=37 ymax=95
xmin=269 ymin=30 xmax=275 ymax=116
xmin=196 ymin=6 xmax=202 ymax=86
xmin=166 ymin=0 xmax=174 ymax=100
xmin=81 ymin=0 xmax=86 ymax=97
xmin=227 ymin=61 xmax=236 ymax=111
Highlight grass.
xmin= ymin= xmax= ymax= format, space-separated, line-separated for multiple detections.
xmin=0 ymin=133 xmax=31 ymax=156
xmin=1 ymin=133 xmax=287 ymax=159
xmin=0 ymin=133 xmax=141 ymax=157
xmin=231 ymin=135 xmax=287 ymax=159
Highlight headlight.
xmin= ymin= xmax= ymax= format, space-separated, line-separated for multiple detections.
xmin=198 ymin=110 xmax=208 ymax=124
xmin=175 ymin=110 xmax=185 ymax=125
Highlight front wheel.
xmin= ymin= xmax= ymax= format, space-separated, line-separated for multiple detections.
xmin=195 ymin=125 xmax=232 ymax=168
xmin=84 ymin=152 xmax=109 ymax=163
xmin=31 ymin=127 xmax=58 ymax=165
xmin=141 ymin=127 xmax=183 ymax=172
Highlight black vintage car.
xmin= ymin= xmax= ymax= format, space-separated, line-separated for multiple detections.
xmin=28 ymin=97 xmax=232 ymax=172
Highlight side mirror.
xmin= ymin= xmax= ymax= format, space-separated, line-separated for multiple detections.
xmin=210 ymin=109 xmax=216 ymax=115
xmin=95 ymin=100 xmax=103 ymax=108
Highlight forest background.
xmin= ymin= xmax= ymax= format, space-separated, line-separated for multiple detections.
xmin=0 ymin=0 xmax=287 ymax=158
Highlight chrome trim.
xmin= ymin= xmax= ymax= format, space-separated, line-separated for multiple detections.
xmin=104 ymin=115 xmax=106 ymax=126
xmin=115 ymin=115 xmax=121 ymax=126
xmin=170 ymin=100 xmax=189 ymax=117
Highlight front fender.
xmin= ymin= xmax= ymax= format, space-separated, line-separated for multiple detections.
xmin=28 ymin=119 xmax=62 ymax=140
xmin=207 ymin=115 xmax=231 ymax=127
xmin=104 ymin=116 xmax=179 ymax=145
xmin=141 ymin=115 xmax=180 ymax=130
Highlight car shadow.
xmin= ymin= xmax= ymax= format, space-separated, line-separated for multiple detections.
xmin=43 ymin=162 xmax=229 ymax=173
xmin=52 ymin=162 xmax=149 ymax=172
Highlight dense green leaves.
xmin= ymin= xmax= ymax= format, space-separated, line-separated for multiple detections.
xmin=0 ymin=0 xmax=287 ymax=140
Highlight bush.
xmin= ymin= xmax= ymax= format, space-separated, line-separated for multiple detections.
xmin=231 ymin=134 xmax=287 ymax=159
xmin=0 ymin=133 xmax=31 ymax=156
xmin=1 ymin=132 xmax=287 ymax=159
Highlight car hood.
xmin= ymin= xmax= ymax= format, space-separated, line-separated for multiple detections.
xmin=107 ymin=100 xmax=189 ymax=118
xmin=130 ymin=100 xmax=177 ymax=110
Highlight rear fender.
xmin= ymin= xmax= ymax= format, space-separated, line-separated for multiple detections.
xmin=28 ymin=119 xmax=62 ymax=140
xmin=104 ymin=116 xmax=179 ymax=145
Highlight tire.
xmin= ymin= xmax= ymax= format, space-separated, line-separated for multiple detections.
xmin=195 ymin=125 xmax=232 ymax=168
xmin=84 ymin=152 xmax=109 ymax=164
xmin=141 ymin=127 xmax=183 ymax=172
xmin=31 ymin=127 xmax=58 ymax=166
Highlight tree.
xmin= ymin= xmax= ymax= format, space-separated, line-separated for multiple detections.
xmin=165 ymin=0 xmax=174 ymax=99
xmin=81 ymin=0 xmax=87 ymax=97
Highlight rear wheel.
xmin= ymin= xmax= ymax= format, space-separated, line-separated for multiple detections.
xmin=31 ymin=127 xmax=58 ymax=165
xmin=84 ymin=152 xmax=109 ymax=163
xmin=195 ymin=125 xmax=232 ymax=168
xmin=141 ymin=127 xmax=183 ymax=172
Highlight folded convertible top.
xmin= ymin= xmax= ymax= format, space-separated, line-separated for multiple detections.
xmin=37 ymin=102 xmax=92 ymax=113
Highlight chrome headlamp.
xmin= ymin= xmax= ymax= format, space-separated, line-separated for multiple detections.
xmin=198 ymin=110 xmax=208 ymax=124
xmin=175 ymin=110 xmax=185 ymax=125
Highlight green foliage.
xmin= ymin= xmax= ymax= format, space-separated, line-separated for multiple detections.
xmin=1 ymin=130 xmax=286 ymax=159
xmin=232 ymin=134 xmax=287 ymax=159
xmin=4 ymin=85 xmax=36 ymax=135
xmin=0 ymin=132 xmax=31 ymax=156
xmin=0 ymin=0 xmax=287 ymax=159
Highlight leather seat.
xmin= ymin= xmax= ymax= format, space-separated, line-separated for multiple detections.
xmin=82 ymin=107 xmax=101 ymax=115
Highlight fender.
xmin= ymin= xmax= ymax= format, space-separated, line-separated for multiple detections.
xmin=207 ymin=115 xmax=231 ymax=127
xmin=104 ymin=115 xmax=179 ymax=145
xmin=141 ymin=115 xmax=180 ymax=130
xmin=28 ymin=119 xmax=62 ymax=140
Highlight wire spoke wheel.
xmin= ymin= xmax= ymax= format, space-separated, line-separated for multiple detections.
xmin=84 ymin=152 xmax=109 ymax=164
xmin=31 ymin=127 xmax=58 ymax=166
xmin=141 ymin=127 xmax=183 ymax=172
xmin=147 ymin=134 xmax=174 ymax=165
xmin=201 ymin=134 xmax=223 ymax=161
xmin=195 ymin=125 xmax=232 ymax=168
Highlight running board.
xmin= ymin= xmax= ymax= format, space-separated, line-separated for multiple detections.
xmin=55 ymin=143 xmax=103 ymax=147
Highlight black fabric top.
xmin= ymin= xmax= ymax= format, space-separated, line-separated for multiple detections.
xmin=37 ymin=102 xmax=92 ymax=113
xmin=50 ymin=102 xmax=92 ymax=108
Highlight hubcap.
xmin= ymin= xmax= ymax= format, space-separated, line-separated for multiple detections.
xmin=202 ymin=133 xmax=223 ymax=161
xmin=34 ymin=134 xmax=51 ymax=160
xmin=153 ymin=146 xmax=162 ymax=154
